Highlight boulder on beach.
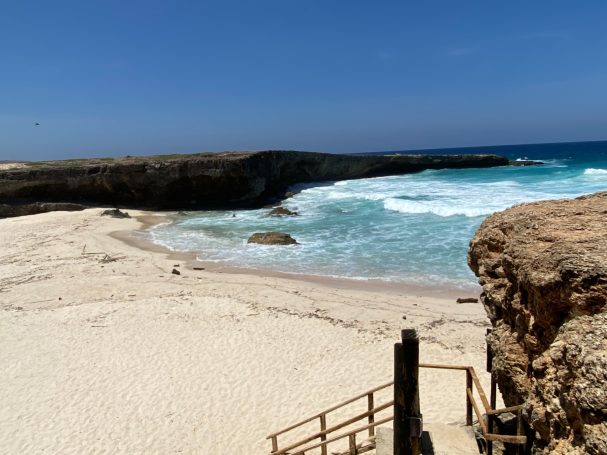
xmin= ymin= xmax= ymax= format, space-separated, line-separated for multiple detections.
xmin=247 ymin=232 xmax=298 ymax=245
xmin=101 ymin=208 xmax=130 ymax=218
xmin=268 ymin=207 xmax=298 ymax=217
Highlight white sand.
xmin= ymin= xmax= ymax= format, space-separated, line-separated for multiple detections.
xmin=0 ymin=209 xmax=494 ymax=454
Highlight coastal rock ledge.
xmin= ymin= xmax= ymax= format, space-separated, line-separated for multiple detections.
xmin=468 ymin=192 xmax=607 ymax=454
xmin=0 ymin=151 xmax=508 ymax=216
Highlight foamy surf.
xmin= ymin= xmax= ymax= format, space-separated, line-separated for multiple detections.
xmin=151 ymin=152 xmax=607 ymax=290
xmin=584 ymin=168 xmax=607 ymax=175
xmin=383 ymin=198 xmax=493 ymax=217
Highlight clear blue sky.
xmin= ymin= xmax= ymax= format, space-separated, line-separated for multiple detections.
xmin=2 ymin=1 xmax=607 ymax=160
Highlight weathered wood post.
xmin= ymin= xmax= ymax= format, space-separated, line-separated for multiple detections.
xmin=487 ymin=328 xmax=495 ymax=455
xmin=466 ymin=369 xmax=473 ymax=426
xmin=320 ymin=414 xmax=327 ymax=455
xmin=368 ymin=392 xmax=375 ymax=437
xmin=394 ymin=329 xmax=422 ymax=455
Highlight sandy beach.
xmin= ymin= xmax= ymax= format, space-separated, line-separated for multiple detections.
xmin=0 ymin=209 xmax=494 ymax=454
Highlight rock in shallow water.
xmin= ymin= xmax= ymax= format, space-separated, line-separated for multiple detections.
xmin=468 ymin=192 xmax=607 ymax=455
xmin=268 ymin=206 xmax=298 ymax=217
xmin=247 ymin=232 xmax=298 ymax=245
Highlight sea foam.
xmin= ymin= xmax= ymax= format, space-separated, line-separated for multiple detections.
xmin=383 ymin=198 xmax=493 ymax=217
xmin=151 ymin=158 xmax=607 ymax=290
xmin=584 ymin=168 xmax=607 ymax=175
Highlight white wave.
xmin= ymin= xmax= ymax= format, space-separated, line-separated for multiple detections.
xmin=584 ymin=168 xmax=607 ymax=175
xmin=383 ymin=198 xmax=493 ymax=217
xmin=478 ymin=180 xmax=521 ymax=188
xmin=539 ymin=159 xmax=569 ymax=168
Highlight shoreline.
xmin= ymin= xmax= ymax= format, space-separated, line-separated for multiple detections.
xmin=117 ymin=211 xmax=481 ymax=301
xmin=0 ymin=208 xmax=493 ymax=454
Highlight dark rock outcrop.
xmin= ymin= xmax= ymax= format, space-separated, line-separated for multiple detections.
xmin=0 ymin=151 xmax=508 ymax=216
xmin=268 ymin=207 xmax=298 ymax=217
xmin=101 ymin=208 xmax=131 ymax=218
xmin=247 ymin=232 xmax=298 ymax=245
xmin=0 ymin=202 xmax=86 ymax=218
xmin=468 ymin=192 xmax=607 ymax=454
xmin=509 ymin=160 xmax=544 ymax=166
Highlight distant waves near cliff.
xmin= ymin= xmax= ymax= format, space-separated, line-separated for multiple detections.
xmin=152 ymin=141 xmax=607 ymax=291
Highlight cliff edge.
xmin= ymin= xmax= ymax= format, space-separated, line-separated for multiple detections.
xmin=0 ymin=151 xmax=507 ymax=216
xmin=468 ymin=192 xmax=607 ymax=454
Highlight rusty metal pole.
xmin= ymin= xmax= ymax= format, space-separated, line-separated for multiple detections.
xmin=394 ymin=329 xmax=422 ymax=455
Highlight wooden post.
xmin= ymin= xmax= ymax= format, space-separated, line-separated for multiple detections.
xmin=486 ymin=377 xmax=497 ymax=455
xmin=486 ymin=328 xmax=493 ymax=373
xmin=320 ymin=414 xmax=327 ymax=455
xmin=367 ymin=393 xmax=375 ymax=437
xmin=487 ymin=328 xmax=495 ymax=455
xmin=516 ymin=408 xmax=524 ymax=455
xmin=349 ymin=433 xmax=357 ymax=455
xmin=394 ymin=329 xmax=422 ymax=455
xmin=271 ymin=435 xmax=278 ymax=453
xmin=466 ymin=369 xmax=473 ymax=426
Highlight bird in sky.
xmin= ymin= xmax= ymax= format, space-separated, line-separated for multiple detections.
xmin=34 ymin=122 xmax=40 ymax=126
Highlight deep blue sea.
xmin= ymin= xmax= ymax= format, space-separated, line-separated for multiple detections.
xmin=151 ymin=141 xmax=607 ymax=292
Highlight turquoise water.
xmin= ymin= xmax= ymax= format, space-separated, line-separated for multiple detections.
xmin=151 ymin=142 xmax=607 ymax=291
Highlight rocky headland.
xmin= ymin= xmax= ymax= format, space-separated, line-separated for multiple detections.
xmin=0 ymin=151 xmax=508 ymax=217
xmin=468 ymin=192 xmax=607 ymax=454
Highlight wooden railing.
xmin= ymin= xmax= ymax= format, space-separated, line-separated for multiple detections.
xmin=267 ymin=364 xmax=526 ymax=455
xmin=464 ymin=365 xmax=526 ymax=454
xmin=266 ymin=381 xmax=394 ymax=455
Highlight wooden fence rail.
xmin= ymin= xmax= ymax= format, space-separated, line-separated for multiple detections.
xmin=267 ymin=331 xmax=527 ymax=455
xmin=267 ymin=379 xmax=393 ymax=455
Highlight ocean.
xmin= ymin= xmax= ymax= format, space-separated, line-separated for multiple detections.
xmin=150 ymin=141 xmax=607 ymax=292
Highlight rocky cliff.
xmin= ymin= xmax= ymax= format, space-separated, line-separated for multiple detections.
xmin=0 ymin=151 xmax=508 ymax=216
xmin=468 ymin=192 xmax=607 ymax=454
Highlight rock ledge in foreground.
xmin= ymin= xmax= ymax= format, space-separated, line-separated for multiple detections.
xmin=468 ymin=192 xmax=607 ymax=455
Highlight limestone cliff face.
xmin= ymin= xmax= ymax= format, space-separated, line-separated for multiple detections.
xmin=0 ymin=151 xmax=507 ymax=215
xmin=468 ymin=192 xmax=607 ymax=454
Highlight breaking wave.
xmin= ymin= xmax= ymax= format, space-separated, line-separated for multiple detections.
xmin=584 ymin=168 xmax=607 ymax=175
xmin=383 ymin=198 xmax=493 ymax=217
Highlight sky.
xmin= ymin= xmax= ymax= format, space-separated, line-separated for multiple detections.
xmin=1 ymin=1 xmax=607 ymax=160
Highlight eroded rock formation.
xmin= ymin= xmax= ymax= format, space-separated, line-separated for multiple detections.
xmin=0 ymin=151 xmax=508 ymax=217
xmin=468 ymin=192 xmax=607 ymax=454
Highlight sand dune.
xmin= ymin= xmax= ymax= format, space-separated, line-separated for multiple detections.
xmin=0 ymin=209 xmax=494 ymax=454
